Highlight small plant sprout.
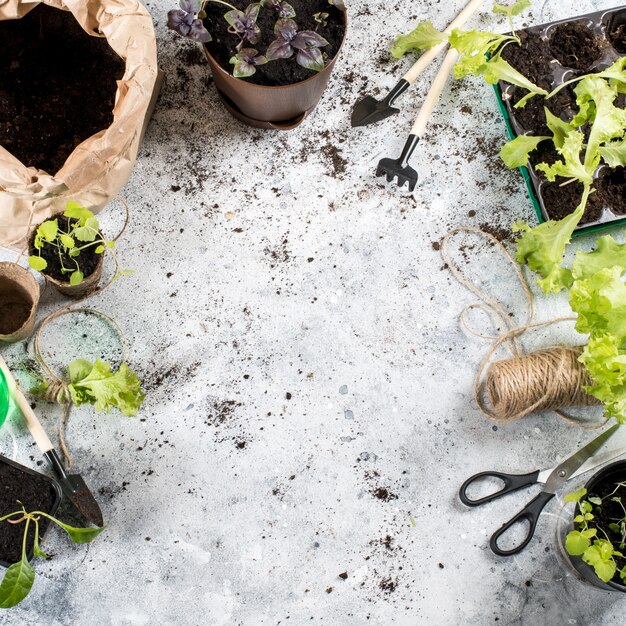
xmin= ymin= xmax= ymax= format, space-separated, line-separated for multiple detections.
xmin=168 ymin=0 xmax=340 ymax=76
xmin=0 ymin=505 xmax=103 ymax=608
xmin=565 ymin=486 xmax=626 ymax=585
xmin=266 ymin=19 xmax=329 ymax=71
xmin=229 ymin=48 xmax=268 ymax=77
xmin=28 ymin=202 xmax=116 ymax=287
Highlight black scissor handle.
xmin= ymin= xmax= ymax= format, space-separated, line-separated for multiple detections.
xmin=459 ymin=470 xmax=540 ymax=507
xmin=489 ymin=491 xmax=555 ymax=556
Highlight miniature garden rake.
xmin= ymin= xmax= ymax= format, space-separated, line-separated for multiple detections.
xmin=351 ymin=0 xmax=484 ymax=127
xmin=377 ymin=48 xmax=459 ymax=191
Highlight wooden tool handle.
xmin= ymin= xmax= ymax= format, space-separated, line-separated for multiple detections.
xmin=411 ymin=48 xmax=459 ymax=137
xmin=402 ymin=0 xmax=485 ymax=85
xmin=0 ymin=355 xmax=54 ymax=453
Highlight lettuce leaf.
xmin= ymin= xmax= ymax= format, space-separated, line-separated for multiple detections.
xmin=390 ymin=21 xmax=447 ymax=58
xmin=600 ymin=137 xmax=626 ymax=168
xmin=572 ymin=234 xmax=626 ymax=281
xmin=493 ymin=0 xmax=531 ymax=17
xmin=68 ymin=359 xmax=145 ymax=417
xmin=535 ymin=130 xmax=594 ymax=185
xmin=500 ymin=134 xmax=549 ymax=168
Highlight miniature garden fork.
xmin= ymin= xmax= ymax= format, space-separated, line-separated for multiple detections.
xmin=377 ymin=47 xmax=459 ymax=191
xmin=351 ymin=0 xmax=484 ymax=127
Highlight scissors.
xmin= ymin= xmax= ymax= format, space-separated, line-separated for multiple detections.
xmin=459 ymin=424 xmax=624 ymax=556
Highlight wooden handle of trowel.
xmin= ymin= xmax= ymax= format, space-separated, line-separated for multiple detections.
xmin=411 ymin=48 xmax=459 ymax=137
xmin=0 ymin=355 xmax=54 ymax=453
xmin=403 ymin=0 xmax=485 ymax=84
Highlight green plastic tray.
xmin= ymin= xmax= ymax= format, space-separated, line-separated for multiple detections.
xmin=0 ymin=368 xmax=9 ymax=428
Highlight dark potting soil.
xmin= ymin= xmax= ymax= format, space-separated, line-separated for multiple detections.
xmin=549 ymin=22 xmax=604 ymax=72
xmin=203 ymin=0 xmax=345 ymax=86
xmin=29 ymin=216 xmax=101 ymax=283
xmin=540 ymin=180 xmax=604 ymax=225
xmin=500 ymin=31 xmax=552 ymax=85
xmin=0 ymin=460 xmax=58 ymax=564
xmin=0 ymin=280 xmax=32 ymax=335
xmin=0 ymin=4 xmax=125 ymax=174
xmin=582 ymin=469 xmax=626 ymax=586
xmin=608 ymin=14 xmax=626 ymax=54
xmin=598 ymin=167 xmax=626 ymax=215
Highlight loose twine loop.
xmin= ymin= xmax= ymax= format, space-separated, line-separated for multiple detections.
xmin=1 ymin=197 xmax=131 ymax=466
xmin=440 ymin=226 xmax=607 ymax=430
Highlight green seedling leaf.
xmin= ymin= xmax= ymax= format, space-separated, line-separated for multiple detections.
xmin=38 ymin=219 xmax=58 ymax=243
xmin=493 ymin=0 xmax=531 ymax=16
xmin=390 ymin=21 xmax=448 ymax=58
xmin=482 ymin=57 xmax=549 ymax=104
xmin=73 ymin=217 xmax=100 ymax=243
xmin=0 ymin=559 xmax=35 ymax=608
xmin=565 ymin=530 xmax=591 ymax=556
xmin=565 ymin=487 xmax=587 ymax=503
xmin=500 ymin=134 xmax=549 ymax=168
xmin=32 ymin=529 xmax=49 ymax=560
xmin=69 ymin=248 xmax=80 ymax=258
xmin=69 ymin=271 xmax=84 ymax=286
xmin=64 ymin=203 xmax=94 ymax=225
xmin=53 ymin=520 xmax=104 ymax=544
xmin=545 ymin=109 xmax=573 ymax=150
xmin=535 ymin=130 xmax=594 ymax=185
xmin=28 ymin=255 xmax=47 ymax=272
xmin=95 ymin=245 xmax=105 ymax=254
xmin=105 ymin=241 xmax=115 ymax=249
xmin=571 ymin=235 xmax=626 ymax=281
xmin=59 ymin=234 xmax=75 ymax=249
xmin=600 ymin=137 xmax=626 ymax=168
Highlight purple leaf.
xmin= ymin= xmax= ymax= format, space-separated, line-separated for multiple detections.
xmin=265 ymin=0 xmax=296 ymax=18
xmin=274 ymin=18 xmax=298 ymax=41
xmin=188 ymin=18 xmax=211 ymax=43
xmin=266 ymin=38 xmax=294 ymax=60
xmin=296 ymin=47 xmax=325 ymax=72
xmin=179 ymin=0 xmax=197 ymax=13
xmin=230 ymin=48 xmax=268 ymax=78
xmin=245 ymin=3 xmax=261 ymax=23
xmin=167 ymin=9 xmax=194 ymax=37
xmin=292 ymin=30 xmax=329 ymax=50
xmin=224 ymin=9 xmax=246 ymax=30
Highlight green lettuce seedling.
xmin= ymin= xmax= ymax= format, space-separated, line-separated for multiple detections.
xmin=28 ymin=202 xmax=116 ymax=287
xmin=565 ymin=486 xmax=626 ymax=585
xmin=0 ymin=506 xmax=103 ymax=608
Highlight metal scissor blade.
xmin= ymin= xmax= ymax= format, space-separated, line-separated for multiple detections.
xmin=543 ymin=424 xmax=621 ymax=493
xmin=570 ymin=445 xmax=626 ymax=481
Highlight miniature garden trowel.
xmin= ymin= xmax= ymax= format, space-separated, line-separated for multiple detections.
xmin=0 ymin=356 xmax=104 ymax=527
xmin=351 ymin=0 xmax=484 ymax=127
xmin=377 ymin=48 xmax=459 ymax=191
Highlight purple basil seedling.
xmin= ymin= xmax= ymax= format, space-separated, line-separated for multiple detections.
xmin=266 ymin=18 xmax=329 ymax=71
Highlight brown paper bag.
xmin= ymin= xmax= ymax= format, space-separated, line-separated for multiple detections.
xmin=0 ymin=0 xmax=158 ymax=248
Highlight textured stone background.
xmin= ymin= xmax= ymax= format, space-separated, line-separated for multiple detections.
xmin=2 ymin=0 xmax=626 ymax=624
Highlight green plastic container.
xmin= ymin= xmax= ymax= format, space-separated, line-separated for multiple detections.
xmin=493 ymin=5 xmax=626 ymax=237
xmin=0 ymin=368 xmax=9 ymax=428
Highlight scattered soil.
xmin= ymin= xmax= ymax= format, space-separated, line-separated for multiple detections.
xmin=549 ymin=22 xmax=604 ymax=71
xmin=540 ymin=180 xmax=604 ymax=225
xmin=598 ymin=167 xmax=626 ymax=215
xmin=28 ymin=216 xmax=101 ymax=283
xmin=0 ymin=277 xmax=33 ymax=335
xmin=203 ymin=0 xmax=346 ymax=86
xmin=0 ymin=4 xmax=125 ymax=173
xmin=0 ymin=459 xmax=58 ymax=565
xmin=607 ymin=12 xmax=626 ymax=54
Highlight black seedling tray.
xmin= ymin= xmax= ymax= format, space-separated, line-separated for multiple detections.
xmin=0 ymin=454 xmax=62 ymax=567
xmin=494 ymin=5 xmax=626 ymax=235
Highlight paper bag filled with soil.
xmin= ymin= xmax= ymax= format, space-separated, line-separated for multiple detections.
xmin=0 ymin=0 xmax=158 ymax=248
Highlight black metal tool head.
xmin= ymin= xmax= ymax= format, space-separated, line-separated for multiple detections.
xmin=376 ymin=134 xmax=420 ymax=192
xmin=350 ymin=79 xmax=410 ymax=128
xmin=351 ymin=96 xmax=401 ymax=127
xmin=62 ymin=473 xmax=104 ymax=528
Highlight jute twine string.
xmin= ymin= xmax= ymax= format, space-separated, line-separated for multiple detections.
xmin=440 ymin=226 xmax=607 ymax=430
xmin=1 ymin=198 xmax=131 ymax=466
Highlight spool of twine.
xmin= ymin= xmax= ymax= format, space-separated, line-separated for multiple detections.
xmin=441 ymin=227 xmax=607 ymax=430
xmin=485 ymin=346 xmax=601 ymax=423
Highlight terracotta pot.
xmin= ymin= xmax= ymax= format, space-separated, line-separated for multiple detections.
xmin=0 ymin=262 xmax=40 ymax=343
xmin=203 ymin=9 xmax=347 ymax=129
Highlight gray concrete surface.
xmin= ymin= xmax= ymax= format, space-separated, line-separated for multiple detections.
xmin=2 ymin=0 xmax=626 ymax=623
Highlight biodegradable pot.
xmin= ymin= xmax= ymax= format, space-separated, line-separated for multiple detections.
xmin=43 ymin=252 xmax=104 ymax=298
xmin=0 ymin=454 xmax=62 ymax=567
xmin=0 ymin=262 xmax=40 ymax=343
xmin=555 ymin=460 xmax=626 ymax=593
xmin=203 ymin=10 xmax=347 ymax=129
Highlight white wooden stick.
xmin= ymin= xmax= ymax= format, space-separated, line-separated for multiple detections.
xmin=0 ymin=355 xmax=54 ymax=453
xmin=403 ymin=0 xmax=485 ymax=85
xmin=411 ymin=48 xmax=460 ymax=137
